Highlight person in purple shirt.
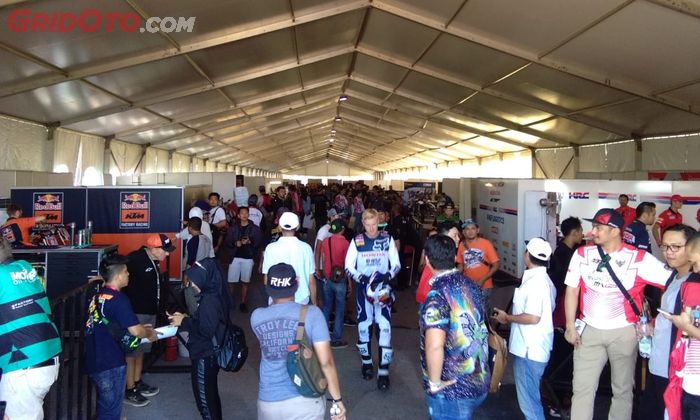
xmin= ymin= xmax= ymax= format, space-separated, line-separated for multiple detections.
xmin=420 ymin=234 xmax=490 ymax=420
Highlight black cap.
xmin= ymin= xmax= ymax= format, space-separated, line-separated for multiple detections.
xmin=584 ymin=208 xmax=624 ymax=229
xmin=266 ymin=263 xmax=298 ymax=298
xmin=330 ymin=220 xmax=345 ymax=234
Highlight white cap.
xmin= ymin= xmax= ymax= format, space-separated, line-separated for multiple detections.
xmin=279 ymin=212 xmax=300 ymax=230
xmin=189 ymin=206 xmax=204 ymax=219
xmin=525 ymin=237 xmax=552 ymax=261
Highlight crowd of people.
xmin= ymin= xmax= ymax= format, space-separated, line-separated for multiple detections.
xmin=1 ymin=185 xmax=700 ymax=420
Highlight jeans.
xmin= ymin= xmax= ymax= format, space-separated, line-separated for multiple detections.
xmin=426 ymin=392 xmax=486 ymax=420
xmin=322 ymin=278 xmax=347 ymax=341
xmin=513 ymin=355 xmax=547 ymax=420
xmin=191 ymin=355 xmax=222 ymax=420
xmin=90 ymin=365 xmax=127 ymax=420
xmin=682 ymin=391 xmax=700 ymax=420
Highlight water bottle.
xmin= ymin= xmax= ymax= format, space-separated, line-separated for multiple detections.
xmin=638 ymin=315 xmax=652 ymax=358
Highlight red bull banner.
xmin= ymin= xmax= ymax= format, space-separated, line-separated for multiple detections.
xmin=120 ymin=192 xmax=150 ymax=229
xmin=33 ymin=192 xmax=64 ymax=224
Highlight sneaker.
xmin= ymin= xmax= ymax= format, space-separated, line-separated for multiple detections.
xmin=239 ymin=303 xmax=249 ymax=313
xmin=377 ymin=375 xmax=390 ymax=390
xmin=124 ymin=388 xmax=150 ymax=407
xmin=331 ymin=340 xmax=348 ymax=349
xmin=361 ymin=364 xmax=374 ymax=380
xmin=135 ymin=380 xmax=159 ymax=397
xmin=343 ymin=318 xmax=357 ymax=327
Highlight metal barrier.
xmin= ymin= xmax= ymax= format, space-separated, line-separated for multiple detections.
xmin=44 ymin=281 xmax=98 ymax=420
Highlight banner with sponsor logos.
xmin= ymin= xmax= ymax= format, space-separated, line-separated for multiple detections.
xmin=87 ymin=187 xmax=181 ymax=233
xmin=476 ymin=180 xmax=520 ymax=277
xmin=11 ymin=187 xmax=88 ymax=228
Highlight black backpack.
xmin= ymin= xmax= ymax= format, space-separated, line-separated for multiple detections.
xmin=212 ymin=319 xmax=248 ymax=372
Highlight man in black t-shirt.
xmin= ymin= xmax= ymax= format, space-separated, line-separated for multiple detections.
xmin=623 ymin=201 xmax=656 ymax=251
xmin=548 ymin=217 xmax=583 ymax=329
xmin=122 ymin=234 xmax=174 ymax=406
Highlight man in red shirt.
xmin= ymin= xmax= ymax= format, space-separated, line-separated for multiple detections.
xmin=615 ymin=194 xmax=636 ymax=229
xmin=652 ymin=194 xmax=684 ymax=246
xmin=319 ymin=219 xmax=351 ymax=348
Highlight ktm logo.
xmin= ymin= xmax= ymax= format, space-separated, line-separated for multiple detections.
xmin=569 ymin=192 xmax=590 ymax=199
xmin=124 ymin=213 xmax=145 ymax=219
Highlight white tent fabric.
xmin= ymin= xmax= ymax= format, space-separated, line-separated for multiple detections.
xmin=0 ymin=0 xmax=698 ymax=176
xmin=642 ymin=134 xmax=700 ymax=171
xmin=0 ymin=116 xmax=51 ymax=172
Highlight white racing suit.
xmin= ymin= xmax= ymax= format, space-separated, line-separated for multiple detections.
xmin=344 ymin=231 xmax=401 ymax=378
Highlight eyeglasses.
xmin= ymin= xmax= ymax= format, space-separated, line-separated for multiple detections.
xmin=660 ymin=244 xmax=685 ymax=253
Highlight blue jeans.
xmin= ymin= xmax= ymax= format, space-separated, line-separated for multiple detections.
xmin=426 ymin=392 xmax=486 ymax=420
xmin=513 ymin=355 xmax=547 ymax=420
xmin=90 ymin=365 xmax=127 ymax=420
xmin=322 ymin=278 xmax=347 ymax=341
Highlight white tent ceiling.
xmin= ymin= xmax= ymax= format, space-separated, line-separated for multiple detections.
xmin=0 ymin=0 xmax=699 ymax=174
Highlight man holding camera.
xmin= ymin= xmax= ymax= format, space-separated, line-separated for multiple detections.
xmin=318 ymin=220 xmax=351 ymax=348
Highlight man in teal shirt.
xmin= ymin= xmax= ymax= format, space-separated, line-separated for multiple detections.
xmin=0 ymin=238 xmax=61 ymax=419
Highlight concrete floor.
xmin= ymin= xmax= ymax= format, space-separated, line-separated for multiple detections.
xmin=124 ymin=276 xmax=526 ymax=420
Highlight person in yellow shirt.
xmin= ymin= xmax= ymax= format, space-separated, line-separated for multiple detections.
xmin=456 ymin=219 xmax=500 ymax=314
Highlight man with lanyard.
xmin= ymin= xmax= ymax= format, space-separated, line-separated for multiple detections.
xmin=208 ymin=192 xmax=228 ymax=254
xmin=0 ymin=238 xmax=61 ymax=420
xmin=653 ymin=194 xmax=684 ymax=247
xmin=86 ymin=254 xmax=158 ymax=416
xmin=615 ymin=194 xmax=636 ymax=229
xmin=122 ymin=234 xmax=174 ymax=407
xmin=345 ymin=209 xmax=401 ymax=390
xmin=563 ymin=209 xmax=671 ymax=420
xmin=457 ymin=219 xmax=500 ymax=315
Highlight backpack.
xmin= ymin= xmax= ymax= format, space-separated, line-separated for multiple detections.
xmin=286 ymin=305 xmax=328 ymax=397
xmin=212 ymin=319 xmax=248 ymax=372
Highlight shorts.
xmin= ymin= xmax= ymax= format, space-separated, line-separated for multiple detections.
xmin=0 ymin=358 xmax=59 ymax=420
xmin=228 ymin=258 xmax=254 ymax=283
xmin=128 ymin=314 xmax=156 ymax=355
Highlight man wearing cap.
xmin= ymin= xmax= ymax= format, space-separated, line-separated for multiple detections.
xmin=262 ymin=212 xmax=316 ymax=306
xmin=653 ymin=194 xmax=684 ymax=247
xmin=122 ymin=233 xmax=175 ymax=406
xmin=251 ymin=263 xmax=346 ymax=420
xmin=345 ymin=208 xmax=401 ymax=390
xmin=433 ymin=202 xmax=460 ymax=227
xmin=493 ymin=238 xmax=556 ymax=420
xmin=319 ymin=220 xmax=351 ymax=348
xmin=456 ymin=219 xmax=500 ymax=314
xmin=0 ymin=238 xmax=61 ymax=420
xmin=563 ymin=209 xmax=671 ymax=420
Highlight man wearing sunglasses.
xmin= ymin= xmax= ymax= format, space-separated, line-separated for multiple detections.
xmin=563 ymin=208 xmax=671 ymax=420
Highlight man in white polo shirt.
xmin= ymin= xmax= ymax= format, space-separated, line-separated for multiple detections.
xmin=262 ymin=212 xmax=317 ymax=305
xmin=493 ymin=237 xmax=556 ymax=420
xmin=563 ymin=208 xmax=671 ymax=420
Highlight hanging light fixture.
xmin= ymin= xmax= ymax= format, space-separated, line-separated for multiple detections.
xmin=330 ymin=128 xmax=337 ymax=135
xmin=339 ymin=95 xmax=348 ymax=102
xmin=335 ymin=116 xmax=342 ymax=122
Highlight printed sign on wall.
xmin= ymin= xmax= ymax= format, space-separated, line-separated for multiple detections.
xmin=33 ymin=192 xmax=64 ymax=224
xmin=119 ymin=192 xmax=150 ymax=229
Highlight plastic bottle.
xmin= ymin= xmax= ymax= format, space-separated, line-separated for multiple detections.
xmin=638 ymin=315 xmax=652 ymax=358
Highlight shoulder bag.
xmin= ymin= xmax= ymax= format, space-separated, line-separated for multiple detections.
xmin=286 ymin=305 xmax=328 ymax=397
